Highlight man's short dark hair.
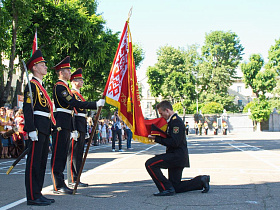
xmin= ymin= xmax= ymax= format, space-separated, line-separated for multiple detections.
xmin=56 ymin=68 xmax=67 ymax=76
xmin=156 ymin=100 xmax=173 ymax=111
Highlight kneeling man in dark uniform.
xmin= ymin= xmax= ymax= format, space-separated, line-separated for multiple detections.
xmin=145 ymin=100 xmax=210 ymax=196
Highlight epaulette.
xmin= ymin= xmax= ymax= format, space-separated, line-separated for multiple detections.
xmin=172 ymin=116 xmax=177 ymax=120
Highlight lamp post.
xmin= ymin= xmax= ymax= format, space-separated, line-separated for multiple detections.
xmin=196 ymin=88 xmax=199 ymax=113
xmin=194 ymin=71 xmax=199 ymax=114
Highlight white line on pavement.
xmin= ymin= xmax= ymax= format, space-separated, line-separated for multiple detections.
xmin=0 ymin=144 xmax=157 ymax=209
xmin=222 ymin=139 xmax=280 ymax=171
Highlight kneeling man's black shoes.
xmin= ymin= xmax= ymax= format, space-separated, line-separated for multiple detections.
xmin=153 ymin=187 xmax=175 ymax=196
xmin=201 ymin=175 xmax=210 ymax=193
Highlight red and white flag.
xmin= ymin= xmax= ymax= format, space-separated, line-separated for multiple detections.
xmin=30 ymin=29 xmax=37 ymax=57
xmin=103 ymin=21 xmax=167 ymax=144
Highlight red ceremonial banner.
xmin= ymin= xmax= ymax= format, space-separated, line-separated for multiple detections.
xmin=103 ymin=21 xmax=167 ymax=144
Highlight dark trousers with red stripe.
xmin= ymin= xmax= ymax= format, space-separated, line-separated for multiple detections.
xmin=25 ymin=132 xmax=50 ymax=200
xmin=51 ymin=128 xmax=70 ymax=190
xmin=67 ymin=132 xmax=85 ymax=184
xmin=145 ymin=154 xmax=203 ymax=193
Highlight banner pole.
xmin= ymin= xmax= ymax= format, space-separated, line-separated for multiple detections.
xmin=72 ymin=97 xmax=104 ymax=195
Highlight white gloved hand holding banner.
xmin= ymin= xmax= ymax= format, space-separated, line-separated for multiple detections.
xmin=96 ymin=99 xmax=105 ymax=107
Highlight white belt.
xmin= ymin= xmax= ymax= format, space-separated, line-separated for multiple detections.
xmin=74 ymin=113 xmax=87 ymax=118
xmin=56 ymin=108 xmax=74 ymax=115
xmin=34 ymin=110 xmax=51 ymax=118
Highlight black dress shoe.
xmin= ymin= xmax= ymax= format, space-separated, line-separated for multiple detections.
xmin=153 ymin=187 xmax=175 ymax=196
xmin=77 ymin=182 xmax=88 ymax=187
xmin=201 ymin=175 xmax=210 ymax=193
xmin=69 ymin=181 xmax=88 ymax=187
xmin=27 ymin=197 xmax=51 ymax=206
xmin=41 ymin=195 xmax=55 ymax=203
xmin=53 ymin=186 xmax=74 ymax=195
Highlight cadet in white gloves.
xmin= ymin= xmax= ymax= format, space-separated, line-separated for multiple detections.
xmin=23 ymin=50 xmax=56 ymax=206
xmin=51 ymin=57 xmax=105 ymax=195
xmin=67 ymin=68 xmax=104 ymax=187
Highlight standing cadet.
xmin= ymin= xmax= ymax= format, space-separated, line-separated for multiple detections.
xmin=23 ymin=50 xmax=55 ymax=205
xmin=198 ymin=120 xmax=203 ymax=136
xmin=67 ymin=68 xmax=88 ymax=187
xmin=213 ymin=121 xmax=218 ymax=135
xmin=194 ymin=121 xmax=198 ymax=135
xmin=51 ymin=57 xmax=105 ymax=194
xmin=185 ymin=121 xmax=189 ymax=136
xmin=145 ymin=100 xmax=210 ymax=196
xmin=222 ymin=120 xmax=228 ymax=135
xmin=204 ymin=121 xmax=208 ymax=135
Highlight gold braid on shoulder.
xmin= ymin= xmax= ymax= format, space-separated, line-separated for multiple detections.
xmin=34 ymin=84 xmax=47 ymax=107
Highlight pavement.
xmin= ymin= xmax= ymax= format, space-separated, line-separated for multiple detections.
xmin=0 ymin=131 xmax=280 ymax=210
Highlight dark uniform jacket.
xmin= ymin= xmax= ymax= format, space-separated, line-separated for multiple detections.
xmin=72 ymin=89 xmax=87 ymax=133
xmin=155 ymin=113 xmax=190 ymax=168
xmin=23 ymin=77 xmax=52 ymax=135
xmin=53 ymin=80 xmax=96 ymax=130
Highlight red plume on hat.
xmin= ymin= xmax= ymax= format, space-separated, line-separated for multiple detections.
xmin=53 ymin=56 xmax=71 ymax=71
xmin=26 ymin=49 xmax=47 ymax=70
xmin=70 ymin=68 xmax=83 ymax=82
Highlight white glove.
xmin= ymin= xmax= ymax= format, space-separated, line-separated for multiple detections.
xmin=97 ymin=99 xmax=105 ymax=107
xmin=71 ymin=130 xmax=78 ymax=141
xmin=29 ymin=131 xmax=38 ymax=141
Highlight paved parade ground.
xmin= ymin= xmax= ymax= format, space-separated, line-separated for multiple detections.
xmin=0 ymin=131 xmax=280 ymax=209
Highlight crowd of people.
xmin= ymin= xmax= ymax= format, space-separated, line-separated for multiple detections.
xmin=0 ymin=104 xmax=132 ymax=160
xmin=0 ymin=106 xmax=27 ymax=159
xmin=193 ymin=120 xmax=228 ymax=135
xmin=88 ymin=115 xmax=133 ymax=151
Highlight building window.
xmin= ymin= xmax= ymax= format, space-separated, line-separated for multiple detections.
xmin=238 ymin=100 xmax=242 ymax=106
xmin=237 ymin=86 xmax=241 ymax=93
xmin=147 ymin=90 xmax=150 ymax=97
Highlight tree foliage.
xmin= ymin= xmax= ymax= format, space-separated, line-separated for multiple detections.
xmin=241 ymin=54 xmax=264 ymax=90
xmin=241 ymin=54 xmax=276 ymax=98
xmin=146 ymin=45 xmax=197 ymax=115
xmin=267 ymin=38 xmax=280 ymax=75
xmin=196 ymin=31 xmax=244 ymax=112
xmin=249 ymin=97 xmax=271 ymax=123
xmin=133 ymin=43 xmax=145 ymax=70
xmin=0 ymin=0 xmax=144 ymax=110
xmin=200 ymin=102 xmax=224 ymax=114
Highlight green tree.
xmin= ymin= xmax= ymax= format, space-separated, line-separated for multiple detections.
xmin=267 ymin=38 xmax=280 ymax=75
xmin=146 ymin=45 xmax=197 ymax=116
xmin=249 ymin=97 xmax=271 ymax=124
xmin=198 ymin=31 xmax=244 ymax=112
xmin=0 ymin=0 xmax=125 ymax=109
xmin=254 ymin=68 xmax=277 ymax=96
xmin=241 ymin=54 xmax=276 ymax=98
xmin=0 ymin=0 xmax=11 ymax=104
xmin=0 ymin=0 xmax=33 ymax=107
xmin=200 ymin=102 xmax=223 ymax=114
xmin=146 ymin=66 xmax=164 ymax=97
xmin=243 ymin=101 xmax=253 ymax=113
xmin=133 ymin=43 xmax=145 ymax=70
xmin=202 ymin=30 xmax=244 ymax=71
xmin=268 ymin=98 xmax=280 ymax=111
xmin=173 ymin=102 xmax=183 ymax=114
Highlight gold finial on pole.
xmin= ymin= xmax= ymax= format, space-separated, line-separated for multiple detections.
xmin=128 ymin=7 xmax=133 ymax=22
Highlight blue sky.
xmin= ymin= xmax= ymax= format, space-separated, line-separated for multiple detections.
xmin=97 ymin=0 xmax=280 ymax=80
